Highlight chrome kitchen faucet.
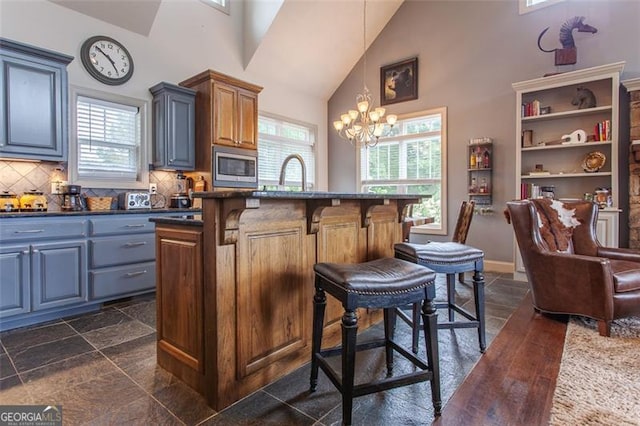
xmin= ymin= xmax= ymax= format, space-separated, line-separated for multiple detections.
xmin=278 ymin=154 xmax=307 ymax=191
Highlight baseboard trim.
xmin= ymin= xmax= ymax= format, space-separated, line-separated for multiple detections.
xmin=484 ymin=260 xmax=514 ymax=274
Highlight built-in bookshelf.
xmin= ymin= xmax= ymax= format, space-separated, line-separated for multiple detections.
xmin=512 ymin=62 xmax=624 ymax=281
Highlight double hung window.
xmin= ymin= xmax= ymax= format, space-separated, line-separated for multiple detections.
xmin=69 ymin=86 xmax=148 ymax=189
xmin=258 ymin=113 xmax=316 ymax=191
xmin=359 ymin=107 xmax=447 ymax=235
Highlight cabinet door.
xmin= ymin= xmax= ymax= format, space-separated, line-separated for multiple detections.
xmin=31 ymin=240 xmax=87 ymax=311
xmin=236 ymin=89 xmax=258 ymax=149
xmin=156 ymin=227 xmax=204 ymax=373
xmin=596 ymin=210 xmax=619 ymax=247
xmin=152 ymin=87 xmax=195 ymax=171
xmin=166 ymin=91 xmax=196 ymax=169
xmin=0 ymin=54 xmax=66 ymax=161
xmin=213 ymin=82 xmax=237 ymax=147
xmin=0 ymin=244 xmax=30 ymax=318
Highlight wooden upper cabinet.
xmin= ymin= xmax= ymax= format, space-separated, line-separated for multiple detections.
xmin=181 ymin=70 xmax=262 ymax=172
xmin=236 ymin=89 xmax=258 ymax=147
xmin=211 ymin=82 xmax=259 ymax=149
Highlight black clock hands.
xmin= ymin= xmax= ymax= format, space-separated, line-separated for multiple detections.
xmin=95 ymin=46 xmax=119 ymax=76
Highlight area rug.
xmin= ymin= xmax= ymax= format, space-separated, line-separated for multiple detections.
xmin=550 ymin=316 xmax=640 ymax=426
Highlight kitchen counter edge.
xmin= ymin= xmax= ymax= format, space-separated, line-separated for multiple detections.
xmin=193 ymin=190 xmax=425 ymax=201
xmin=0 ymin=208 xmax=201 ymax=219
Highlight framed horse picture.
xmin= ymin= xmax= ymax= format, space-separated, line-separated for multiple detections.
xmin=381 ymin=57 xmax=418 ymax=105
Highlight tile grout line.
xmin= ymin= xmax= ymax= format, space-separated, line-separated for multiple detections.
xmin=259 ymin=388 xmax=329 ymax=425
xmin=79 ymin=305 xmax=188 ymax=425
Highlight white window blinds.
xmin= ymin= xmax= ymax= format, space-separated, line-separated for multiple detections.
xmin=258 ymin=114 xmax=316 ymax=190
xmin=76 ymin=96 xmax=139 ymax=180
xmin=359 ymin=108 xmax=447 ymax=233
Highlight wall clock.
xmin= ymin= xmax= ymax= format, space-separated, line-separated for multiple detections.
xmin=80 ymin=36 xmax=134 ymax=85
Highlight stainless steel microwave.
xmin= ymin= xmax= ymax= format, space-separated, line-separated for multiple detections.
xmin=212 ymin=145 xmax=258 ymax=188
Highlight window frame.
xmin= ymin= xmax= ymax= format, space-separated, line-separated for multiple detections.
xmin=518 ymin=0 xmax=565 ymax=15
xmin=358 ymin=107 xmax=448 ymax=236
xmin=199 ymin=0 xmax=230 ymax=15
xmin=257 ymin=112 xmax=317 ymax=191
xmin=69 ymin=85 xmax=149 ymax=190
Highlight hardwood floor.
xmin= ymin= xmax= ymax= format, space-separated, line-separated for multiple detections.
xmin=435 ymin=292 xmax=568 ymax=425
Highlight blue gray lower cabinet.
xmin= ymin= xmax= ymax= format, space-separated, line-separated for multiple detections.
xmin=0 ymin=211 xmax=179 ymax=331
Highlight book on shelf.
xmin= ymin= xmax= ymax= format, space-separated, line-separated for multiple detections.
xmin=594 ymin=119 xmax=611 ymax=142
xmin=521 ymin=183 xmax=541 ymax=199
xmin=521 ymin=100 xmax=542 ymax=117
xmin=528 ymin=170 xmax=551 ymax=176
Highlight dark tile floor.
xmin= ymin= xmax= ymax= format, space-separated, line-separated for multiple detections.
xmin=0 ymin=272 xmax=528 ymax=425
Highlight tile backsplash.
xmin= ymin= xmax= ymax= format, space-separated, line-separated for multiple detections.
xmin=0 ymin=160 xmax=183 ymax=211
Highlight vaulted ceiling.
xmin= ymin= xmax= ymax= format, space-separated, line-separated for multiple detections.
xmin=50 ymin=0 xmax=403 ymax=99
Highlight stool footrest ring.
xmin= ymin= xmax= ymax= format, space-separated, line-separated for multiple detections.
xmin=438 ymin=321 xmax=480 ymax=329
xmin=435 ymin=302 xmax=478 ymax=322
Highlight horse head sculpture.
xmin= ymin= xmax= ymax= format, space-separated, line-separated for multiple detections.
xmin=537 ymin=16 xmax=598 ymax=66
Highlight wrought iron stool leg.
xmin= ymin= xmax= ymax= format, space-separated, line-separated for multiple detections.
xmin=310 ymin=286 xmax=326 ymax=392
xmin=342 ymin=309 xmax=358 ymax=426
xmin=473 ymin=268 xmax=486 ymax=352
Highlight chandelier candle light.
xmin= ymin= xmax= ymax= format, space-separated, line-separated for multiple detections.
xmin=333 ymin=0 xmax=397 ymax=148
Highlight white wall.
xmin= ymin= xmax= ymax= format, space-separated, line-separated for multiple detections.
xmin=0 ymin=0 xmax=329 ymax=190
xmin=328 ymin=0 xmax=640 ymax=265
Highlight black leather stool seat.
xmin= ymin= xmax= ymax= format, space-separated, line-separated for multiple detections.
xmin=310 ymin=257 xmax=441 ymax=425
xmin=395 ymin=242 xmax=483 ymax=265
xmin=314 ymin=257 xmax=436 ymax=298
xmin=395 ymin=241 xmax=486 ymax=353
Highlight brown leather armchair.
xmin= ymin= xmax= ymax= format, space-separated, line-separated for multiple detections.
xmin=506 ymin=199 xmax=640 ymax=336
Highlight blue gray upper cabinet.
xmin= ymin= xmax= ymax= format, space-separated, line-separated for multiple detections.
xmin=0 ymin=38 xmax=73 ymax=161
xmin=150 ymin=82 xmax=196 ymax=171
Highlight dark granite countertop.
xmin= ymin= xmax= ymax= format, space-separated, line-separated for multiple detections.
xmin=193 ymin=190 xmax=425 ymax=201
xmin=148 ymin=192 xmax=425 ymax=227
xmin=0 ymin=208 xmax=201 ymax=219
xmin=149 ymin=214 xmax=203 ymax=226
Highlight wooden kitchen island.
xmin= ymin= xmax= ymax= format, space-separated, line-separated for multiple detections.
xmin=151 ymin=191 xmax=423 ymax=410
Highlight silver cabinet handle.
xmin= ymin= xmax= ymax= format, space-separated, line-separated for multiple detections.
xmin=123 ymin=241 xmax=147 ymax=248
xmin=125 ymin=224 xmax=145 ymax=228
xmin=32 ymin=249 xmax=39 ymax=253
xmin=125 ymin=270 xmax=147 ymax=277
xmin=14 ymin=229 xmax=44 ymax=234
xmin=22 ymin=250 xmax=30 ymax=255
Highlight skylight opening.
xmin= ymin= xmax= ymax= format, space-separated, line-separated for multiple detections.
xmin=519 ymin=0 xmax=565 ymax=15
xmin=200 ymin=0 xmax=229 ymax=15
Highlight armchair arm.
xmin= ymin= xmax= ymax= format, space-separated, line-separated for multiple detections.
xmin=525 ymin=250 xmax=615 ymax=320
xmin=596 ymin=246 xmax=640 ymax=262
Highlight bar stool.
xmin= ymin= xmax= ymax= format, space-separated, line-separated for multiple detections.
xmin=310 ymin=257 xmax=441 ymax=425
xmin=395 ymin=242 xmax=486 ymax=353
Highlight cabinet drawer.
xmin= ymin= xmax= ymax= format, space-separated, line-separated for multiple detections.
xmin=89 ymin=216 xmax=155 ymax=236
xmin=0 ymin=219 xmax=87 ymax=242
xmin=90 ymin=261 xmax=156 ymax=300
xmin=90 ymin=234 xmax=155 ymax=268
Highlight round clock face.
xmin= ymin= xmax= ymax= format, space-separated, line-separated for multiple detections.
xmin=80 ymin=36 xmax=134 ymax=85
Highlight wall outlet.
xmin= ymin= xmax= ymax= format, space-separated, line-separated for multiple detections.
xmin=149 ymin=183 xmax=158 ymax=194
xmin=51 ymin=180 xmax=68 ymax=194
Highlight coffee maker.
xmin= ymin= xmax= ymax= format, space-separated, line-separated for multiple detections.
xmin=61 ymin=184 xmax=84 ymax=211
xmin=169 ymin=172 xmax=192 ymax=209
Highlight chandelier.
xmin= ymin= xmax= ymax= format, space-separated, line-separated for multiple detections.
xmin=332 ymin=0 xmax=397 ymax=148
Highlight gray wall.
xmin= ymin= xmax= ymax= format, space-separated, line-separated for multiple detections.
xmin=328 ymin=0 xmax=640 ymax=266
